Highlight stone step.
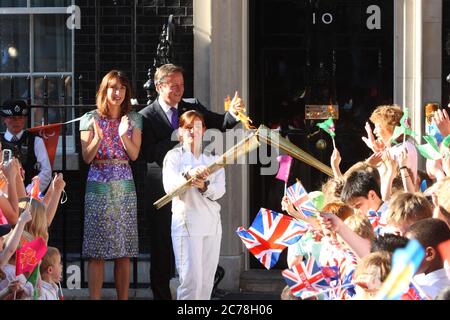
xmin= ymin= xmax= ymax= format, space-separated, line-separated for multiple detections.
xmin=239 ymin=270 xmax=285 ymax=295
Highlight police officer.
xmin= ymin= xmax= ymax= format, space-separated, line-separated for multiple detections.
xmin=0 ymin=100 xmax=51 ymax=192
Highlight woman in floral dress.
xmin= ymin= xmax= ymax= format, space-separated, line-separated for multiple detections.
xmin=80 ymin=70 xmax=142 ymax=300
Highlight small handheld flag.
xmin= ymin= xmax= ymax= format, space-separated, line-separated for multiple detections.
xmin=416 ymin=135 xmax=442 ymax=160
xmin=282 ymin=257 xmax=336 ymax=298
xmin=276 ymin=155 xmax=293 ymax=183
xmin=16 ymin=237 xmax=47 ymax=276
xmin=286 ymin=181 xmax=318 ymax=217
xmin=276 ymin=155 xmax=293 ymax=195
xmin=236 ymin=208 xmax=308 ymax=269
xmin=316 ymin=117 xmax=336 ymax=148
xmin=30 ymin=176 xmax=40 ymax=200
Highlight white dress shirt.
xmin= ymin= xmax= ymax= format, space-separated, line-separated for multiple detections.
xmin=39 ymin=280 xmax=59 ymax=300
xmin=162 ymin=145 xmax=226 ymax=236
xmin=414 ymin=268 xmax=450 ymax=299
xmin=4 ymin=129 xmax=52 ymax=192
xmin=158 ymin=97 xmax=178 ymax=125
xmin=158 ymin=96 xmax=240 ymax=123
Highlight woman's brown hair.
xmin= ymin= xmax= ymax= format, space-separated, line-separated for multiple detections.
xmin=96 ymin=70 xmax=132 ymax=117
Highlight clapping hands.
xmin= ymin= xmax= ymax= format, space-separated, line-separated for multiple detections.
xmin=119 ymin=115 xmax=130 ymax=138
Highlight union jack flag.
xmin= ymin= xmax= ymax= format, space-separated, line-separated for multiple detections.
xmin=282 ymin=257 xmax=335 ymax=297
xmin=401 ymin=281 xmax=430 ymax=300
xmin=286 ymin=181 xmax=318 ymax=217
xmin=367 ymin=210 xmax=383 ymax=235
xmin=236 ymin=208 xmax=308 ymax=269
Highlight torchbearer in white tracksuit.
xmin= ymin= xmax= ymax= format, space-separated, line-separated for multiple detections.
xmin=162 ymin=110 xmax=226 ymax=300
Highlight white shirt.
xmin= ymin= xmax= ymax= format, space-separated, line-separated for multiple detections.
xmin=39 ymin=280 xmax=59 ymax=300
xmin=414 ymin=268 xmax=450 ymax=299
xmin=158 ymin=97 xmax=178 ymax=125
xmin=0 ymin=264 xmax=34 ymax=299
xmin=4 ymin=129 xmax=52 ymax=192
xmin=162 ymin=145 xmax=226 ymax=236
xmin=158 ymin=97 xmax=240 ymax=123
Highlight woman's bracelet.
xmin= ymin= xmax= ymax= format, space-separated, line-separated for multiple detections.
xmin=399 ymin=166 xmax=409 ymax=171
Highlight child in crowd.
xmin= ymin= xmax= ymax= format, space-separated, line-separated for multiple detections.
xmin=384 ymin=192 xmax=433 ymax=235
xmin=320 ymin=191 xmax=432 ymax=259
xmin=0 ymin=208 xmax=34 ymax=299
xmin=370 ymin=234 xmax=409 ymax=253
xmin=352 ymin=251 xmax=392 ymax=300
xmin=406 ymin=218 xmax=450 ymax=299
xmin=340 ymin=170 xmax=385 ymax=217
xmin=39 ymin=247 xmax=63 ymax=300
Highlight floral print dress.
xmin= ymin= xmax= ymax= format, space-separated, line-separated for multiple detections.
xmin=79 ymin=110 xmax=142 ymax=259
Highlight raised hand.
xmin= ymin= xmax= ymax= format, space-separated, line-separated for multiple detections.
xmin=52 ymin=172 xmax=66 ymax=191
xmin=229 ymin=91 xmax=245 ymax=116
xmin=397 ymin=146 xmax=408 ymax=168
xmin=433 ymin=108 xmax=450 ymax=137
xmin=318 ymin=212 xmax=342 ymax=234
xmin=119 ymin=115 xmax=130 ymax=138
xmin=3 ymin=158 xmax=19 ymax=180
xmin=18 ymin=206 xmax=32 ymax=224
xmin=366 ymin=151 xmax=384 ymax=167
xmin=383 ymin=151 xmax=398 ymax=176
xmin=281 ymin=196 xmax=296 ymax=215
xmin=362 ymin=122 xmax=377 ymax=151
xmin=92 ymin=118 xmax=103 ymax=142
xmin=331 ymin=148 xmax=341 ymax=168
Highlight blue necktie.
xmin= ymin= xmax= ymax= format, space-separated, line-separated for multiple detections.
xmin=11 ymin=135 xmax=19 ymax=142
xmin=170 ymin=107 xmax=179 ymax=129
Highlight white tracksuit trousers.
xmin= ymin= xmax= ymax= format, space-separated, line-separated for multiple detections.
xmin=172 ymin=233 xmax=222 ymax=300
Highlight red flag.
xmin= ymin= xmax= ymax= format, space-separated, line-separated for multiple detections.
xmin=30 ymin=176 xmax=40 ymax=200
xmin=15 ymin=237 xmax=47 ymax=276
xmin=27 ymin=123 xmax=62 ymax=167
xmin=276 ymin=155 xmax=293 ymax=183
xmin=438 ymin=239 xmax=450 ymax=264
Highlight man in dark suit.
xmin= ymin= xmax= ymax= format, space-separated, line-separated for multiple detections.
xmin=139 ymin=63 xmax=244 ymax=300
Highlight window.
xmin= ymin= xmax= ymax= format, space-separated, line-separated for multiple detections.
xmin=0 ymin=0 xmax=75 ymax=153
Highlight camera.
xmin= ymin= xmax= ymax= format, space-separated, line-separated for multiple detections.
xmin=2 ymin=149 xmax=12 ymax=166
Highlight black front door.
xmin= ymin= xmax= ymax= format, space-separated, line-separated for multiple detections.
xmin=248 ymin=0 xmax=393 ymax=269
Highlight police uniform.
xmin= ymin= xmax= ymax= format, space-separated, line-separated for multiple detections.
xmin=0 ymin=100 xmax=52 ymax=192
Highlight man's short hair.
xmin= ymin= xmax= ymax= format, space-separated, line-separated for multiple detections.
xmin=406 ymin=218 xmax=450 ymax=252
xmin=371 ymin=234 xmax=409 ymax=253
xmin=154 ymin=63 xmax=184 ymax=85
xmin=386 ymin=192 xmax=433 ymax=226
xmin=341 ymin=170 xmax=381 ymax=203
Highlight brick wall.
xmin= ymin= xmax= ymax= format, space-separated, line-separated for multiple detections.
xmin=53 ymin=0 xmax=194 ymax=256
xmin=74 ymin=0 xmax=194 ymax=104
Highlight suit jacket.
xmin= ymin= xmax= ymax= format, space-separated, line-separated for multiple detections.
xmin=139 ymin=98 xmax=239 ymax=167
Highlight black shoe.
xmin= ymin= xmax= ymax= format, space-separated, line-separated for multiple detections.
xmin=211 ymin=288 xmax=228 ymax=299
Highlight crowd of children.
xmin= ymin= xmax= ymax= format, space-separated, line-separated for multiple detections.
xmin=280 ymin=104 xmax=450 ymax=300
xmin=0 ymin=149 xmax=66 ymax=300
